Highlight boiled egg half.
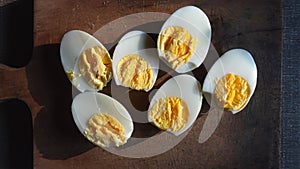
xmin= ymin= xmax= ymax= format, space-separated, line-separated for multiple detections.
xmin=157 ymin=6 xmax=211 ymax=73
xmin=60 ymin=30 xmax=112 ymax=92
xmin=202 ymin=48 xmax=258 ymax=114
xmin=71 ymin=92 xmax=134 ymax=147
xmin=148 ymin=74 xmax=202 ymax=136
xmin=112 ymin=30 xmax=159 ymax=91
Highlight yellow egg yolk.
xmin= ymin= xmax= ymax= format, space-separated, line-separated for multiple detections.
xmin=66 ymin=71 xmax=76 ymax=81
xmin=117 ymin=54 xmax=154 ymax=90
xmin=149 ymin=97 xmax=189 ymax=132
xmin=158 ymin=26 xmax=198 ymax=69
xmin=78 ymin=46 xmax=112 ymax=90
xmin=84 ymin=113 xmax=127 ymax=147
xmin=214 ymin=73 xmax=251 ymax=111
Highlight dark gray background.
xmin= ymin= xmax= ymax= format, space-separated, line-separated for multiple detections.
xmin=282 ymin=0 xmax=300 ymax=169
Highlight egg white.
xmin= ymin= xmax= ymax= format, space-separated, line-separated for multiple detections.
xmin=148 ymin=74 xmax=203 ymax=136
xmin=158 ymin=6 xmax=211 ymax=73
xmin=202 ymin=48 xmax=258 ymax=114
xmin=60 ymin=30 xmax=111 ymax=92
xmin=112 ymin=30 xmax=159 ymax=91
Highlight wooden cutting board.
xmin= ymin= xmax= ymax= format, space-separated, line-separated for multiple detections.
xmin=0 ymin=0 xmax=281 ymax=168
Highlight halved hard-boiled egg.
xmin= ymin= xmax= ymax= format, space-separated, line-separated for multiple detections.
xmin=157 ymin=6 xmax=211 ymax=73
xmin=148 ymin=74 xmax=202 ymax=136
xmin=71 ymin=92 xmax=134 ymax=147
xmin=112 ymin=30 xmax=159 ymax=91
xmin=202 ymin=48 xmax=258 ymax=114
xmin=60 ymin=30 xmax=112 ymax=92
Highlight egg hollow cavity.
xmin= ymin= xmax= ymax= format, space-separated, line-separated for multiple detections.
xmin=116 ymin=54 xmax=154 ymax=91
xmin=214 ymin=73 xmax=251 ymax=111
xmin=84 ymin=113 xmax=127 ymax=147
xmin=149 ymin=97 xmax=189 ymax=132
xmin=78 ymin=46 xmax=113 ymax=90
xmin=158 ymin=26 xmax=198 ymax=70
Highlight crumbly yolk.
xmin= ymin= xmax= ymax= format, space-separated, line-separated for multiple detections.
xmin=158 ymin=26 xmax=198 ymax=69
xmin=66 ymin=71 xmax=76 ymax=81
xmin=117 ymin=54 xmax=154 ymax=90
xmin=214 ymin=73 xmax=251 ymax=111
xmin=78 ymin=46 xmax=112 ymax=90
xmin=149 ymin=97 xmax=189 ymax=132
xmin=84 ymin=113 xmax=127 ymax=147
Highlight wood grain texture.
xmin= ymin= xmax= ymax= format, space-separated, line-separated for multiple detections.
xmin=0 ymin=0 xmax=282 ymax=168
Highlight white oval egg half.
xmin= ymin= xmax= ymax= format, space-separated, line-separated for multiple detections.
xmin=158 ymin=6 xmax=211 ymax=73
xmin=202 ymin=48 xmax=258 ymax=114
xmin=112 ymin=30 xmax=159 ymax=92
xmin=148 ymin=74 xmax=203 ymax=136
xmin=60 ymin=30 xmax=111 ymax=92
xmin=71 ymin=92 xmax=134 ymax=144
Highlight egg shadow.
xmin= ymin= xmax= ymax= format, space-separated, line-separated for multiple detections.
xmin=26 ymin=44 xmax=94 ymax=160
